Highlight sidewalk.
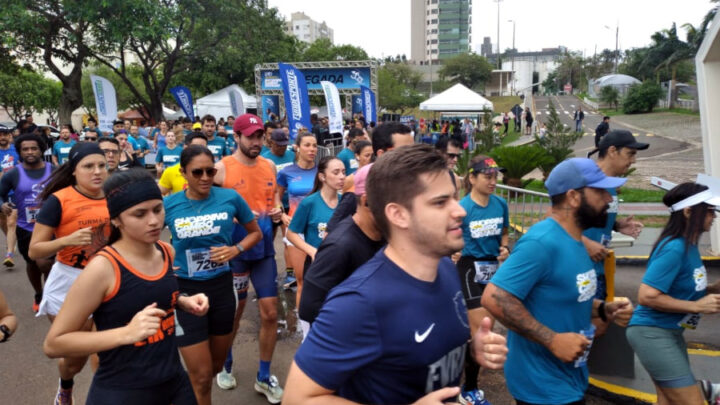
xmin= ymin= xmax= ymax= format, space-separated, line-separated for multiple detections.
xmin=617 ymin=202 xmax=668 ymax=216
xmin=614 ymin=227 xmax=718 ymax=262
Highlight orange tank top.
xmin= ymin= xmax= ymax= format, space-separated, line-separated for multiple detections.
xmin=53 ymin=186 xmax=110 ymax=268
xmin=220 ymin=155 xmax=276 ymax=213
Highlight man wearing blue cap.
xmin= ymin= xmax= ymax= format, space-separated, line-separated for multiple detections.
xmin=482 ymin=158 xmax=632 ymax=405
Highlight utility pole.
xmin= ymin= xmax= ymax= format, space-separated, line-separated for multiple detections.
xmin=495 ymin=0 xmax=502 ymax=69
xmin=509 ymin=19 xmax=515 ymax=94
xmin=614 ymin=22 xmax=619 ymax=73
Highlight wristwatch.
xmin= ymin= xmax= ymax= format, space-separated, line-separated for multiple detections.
xmin=235 ymin=243 xmax=245 ymax=254
xmin=0 ymin=324 xmax=11 ymax=342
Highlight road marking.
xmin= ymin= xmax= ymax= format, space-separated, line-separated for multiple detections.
xmin=589 ymin=377 xmax=657 ymax=403
xmin=570 ymin=104 xmax=575 ymax=108
xmin=646 ymin=133 xmax=654 ymax=137
xmin=584 ymin=133 xmax=592 ymax=136
xmin=633 ymin=133 xmax=639 ymax=137
xmin=563 ymin=110 xmax=569 ymax=114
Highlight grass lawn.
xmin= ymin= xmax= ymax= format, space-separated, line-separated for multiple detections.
xmin=487 ymin=96 xmax=523 ymax=115
xmin=598 ymin=107 xmax=699 ymax=118
xmin=523 ymin=179 xmax=665 ymax=202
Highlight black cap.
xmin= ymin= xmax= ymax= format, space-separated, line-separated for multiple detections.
xmin=599 ymin=129 xmax=649 ymax=151
xmin=270 ymin=128 xmax=289 ymax=146
xmin=112 ymin=119 xmax=124 ymax=126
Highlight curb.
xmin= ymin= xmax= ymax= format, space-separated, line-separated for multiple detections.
xmin=616 ymin=256 xmax=720 ymax=267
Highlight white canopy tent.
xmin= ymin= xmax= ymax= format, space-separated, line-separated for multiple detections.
xmin=195 ymin=84 xmax=257 ymax=119
xmin=419 ymin=83 xmax=494 ymax=112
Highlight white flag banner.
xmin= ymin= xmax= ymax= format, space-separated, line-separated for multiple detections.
xmin=320 ymin=81 xmax=343 ymax=134
xmin=229 ymin=89 xmax=245 ymax=117
xmin=90 ymin=75 xmax=117 ymax=134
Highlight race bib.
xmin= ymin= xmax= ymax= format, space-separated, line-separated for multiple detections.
xmin=25 ymin=206 xmax=39 ymax=223
xmin=678 ymin=313 xmax=701 ymax=330
xmin=349 ymin=159 xmax=359 ymax=169
xmin=574 ymin=324 xmax=596 ymax=368
xmin=185 ymin=248 xmax=229 ymax=278
xmin=473 ymin=261 xmax=498 ymax=284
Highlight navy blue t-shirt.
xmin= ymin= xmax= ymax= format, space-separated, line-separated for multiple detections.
xmin=294 ymin=249 xmax=470 ymax=404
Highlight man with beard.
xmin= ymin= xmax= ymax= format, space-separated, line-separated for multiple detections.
xmin=283 ymin=144 xmax=508 ymax=405
xmin=482 ymin=158 xmax=632 ymax=405
xmin=51 ymin=126 xmax=76 ymax=165
xmin=213 ymin=113 xmax=284 ymax=402
xmin=0 ymin=134 xmax=53 ymax=311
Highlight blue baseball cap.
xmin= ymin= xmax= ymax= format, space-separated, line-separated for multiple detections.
xmin=545 ymin=158 xmax=627 ymax=196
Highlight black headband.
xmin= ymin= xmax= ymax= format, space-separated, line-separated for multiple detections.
xmin=106 ymin=177 xmax=162 ymax=218
xmin=69 ymin=142 xmax=104 ymax=170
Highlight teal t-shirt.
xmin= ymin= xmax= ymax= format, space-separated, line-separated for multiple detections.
xmin=491 ymin=218 xmax=596 ymax=404
xmin=156 ymin=145 xmax=182 ymax=165
xmin=629 ymin=237 xmax=707 ymax=330
xmin=133 ymin=135 xmax=150 ymax=166
xmin=207 ymin=136 xmax=229 ymax=161
xmin=225 ymin=136 xmax=236 ymax=153
xmin=336 ymin=147 xmax=359 ymax=175
xmin=288 ymin=191 xmax=338 ymax=248
xmin=261 ymin=149 xmax=296 ymax=208
xmin=460 ymin=194 xmax=508 ymax=259
xmin=164 ymin=187 xmax=254 ymax=280
xmin=53 ymin=140 xmax=76 ymax=164
xmin=582 ymin=188 xmax=618 ymax=277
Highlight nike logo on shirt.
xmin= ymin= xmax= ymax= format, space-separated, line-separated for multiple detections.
xmin=415 ymin=323 xmax=435 ymax=343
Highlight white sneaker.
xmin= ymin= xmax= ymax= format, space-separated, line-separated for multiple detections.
xmin=255 ymin=374 xmax=283 ymax=404
xmin=216 ymin=369 xmax=237 ymax=390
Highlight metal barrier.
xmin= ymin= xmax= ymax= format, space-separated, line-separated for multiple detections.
xmin=494 ymin=184 xmax=551 ymax=242
xmin=316 ymin=138 xmax=344 ymax=163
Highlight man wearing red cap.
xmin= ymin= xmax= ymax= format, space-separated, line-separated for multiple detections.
xmin=214 ymin=113 xmax=284 ymax=403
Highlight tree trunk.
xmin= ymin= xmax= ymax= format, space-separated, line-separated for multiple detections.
xmin=149 ymin=92 xmax=165 ymax=123
xmin=58 ymin=71 xmax=83 ymax=128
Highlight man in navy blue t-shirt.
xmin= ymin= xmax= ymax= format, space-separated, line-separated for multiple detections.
xmin=482 ymin=158 xmax=632 ymax=405
xmin=284 ymin=144 xmax=507 ymax=405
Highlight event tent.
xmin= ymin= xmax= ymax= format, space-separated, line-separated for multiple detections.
xmin=195 ymin=84 xmax=258 ymax=119
xmin=419 ymin=83 xmax=493 ymax=112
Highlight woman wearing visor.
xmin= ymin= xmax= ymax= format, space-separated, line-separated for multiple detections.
xmin=627 ymin=182 xmax=720 ymax=405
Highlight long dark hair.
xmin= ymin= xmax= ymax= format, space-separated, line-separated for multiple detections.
xmin=294 ymin=130 xmax=316 ymax=163
xmin=310 ymin=156 xmax=341 ymax=194
xmin=104 ymin=169 xmax=161 ymax=245
xmin=38 ymin=162 xmax=77 ymax=202
xmin=180 ymin=145 xmax=214 ymax=170
xmin=651 ymin=182 xmax=710 ymax=256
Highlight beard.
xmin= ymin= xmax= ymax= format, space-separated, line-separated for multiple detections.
xmin=238 ymin=141 xmax=260 ymax=158
xmin=576 ymin=193 xmax=609 ymax=230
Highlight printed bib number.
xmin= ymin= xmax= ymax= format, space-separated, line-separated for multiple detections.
xmin=600 ymin=233 xmax=611 ymax=248
xmin=186 ymin=248 xmax=229 ymax=278
xmin=678 ymin=313 xmax=701 ymax=330
xmin=574 ymin=324 xmax=596 ymax=368
xmin=349 ymin=159 xmax=359 ymax=169
xmin=25 ymin=206 xmax=39 ymax=223
xmin=473 ymin=261 xmax=498 ymax=284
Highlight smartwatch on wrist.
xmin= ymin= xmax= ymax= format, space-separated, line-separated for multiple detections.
xmin=0 ymin=324 xmax=11 ymax=342
xmin=235 ymin=243 xmax=245 ymax=254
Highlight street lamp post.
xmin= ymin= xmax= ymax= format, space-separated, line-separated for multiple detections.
xmin=508 ymin=19 xmax=515 ymax=94
xmin=604 ymin=23 xmax=620 ymax=73
xmin=494 ymin=0 xmax=502 ymax=69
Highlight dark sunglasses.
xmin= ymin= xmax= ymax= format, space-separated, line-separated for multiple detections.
xmin=447 ymin=153 xmax=460 ymax=159
xmin=190 ymin=167 xmax=217 ymax=178
xmin=85 ymin=137 xmax=97 ymax=141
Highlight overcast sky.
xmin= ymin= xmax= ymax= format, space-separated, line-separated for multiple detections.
xmin=267 ymin=0 xmax=714 ymax=58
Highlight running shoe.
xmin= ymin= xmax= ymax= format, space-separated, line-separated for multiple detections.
xmin=255 ymin=374 xmax=283 ymax=404
xmin=282 ymin=275 xmax=297 ymax=290
xmin=459 ymin=388 xmax=491 ymax=405
xmin=54 ymin=383 xmax=73 ymax=405
xmin=700 ymin=380 xmax=720 ymax=404
xmin=3 ymin=253 xmax=13 ymax=268
xmin=216 ymin=369 xmax=237 ymax=390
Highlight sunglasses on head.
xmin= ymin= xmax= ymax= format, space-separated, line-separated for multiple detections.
xmin=190 ymin=167 xmax=217 ymax=178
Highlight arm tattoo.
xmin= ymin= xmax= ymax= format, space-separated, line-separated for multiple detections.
xmin=490 ymin=287 xmax=556 ymax=347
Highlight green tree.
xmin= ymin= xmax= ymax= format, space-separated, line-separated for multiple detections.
xmin=623 ymin=81 xmax=663 ymax=114
xmin=553 ymin=52 xmax=586 ymax=91
xmin=377 ymin=63 xmax=423 ymax=113
xmin=533 ymin=100 xmax=582 ymax=180
xmin=301 ymin=38 xmax=368 ymax=61
xmin=599 ymin=86 xmax=620 ymax=110
xmin=37 ymin=78 xmax=63 ymax=124
xmin=0 ymin=66 xmax=49 ymax=122
xmin=438 ymin=53 xmax=493 ymax=90
xmin=490 ymin=145 xmax=551 ymax=188
xmin=0 ymin=0 xmax=96 ymax=125
xmin=81 ymin=63 xmax=147 ymax=115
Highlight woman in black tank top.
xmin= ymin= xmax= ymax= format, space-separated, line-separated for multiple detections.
xmin=43 ymin=170 xmax=209 ymax=405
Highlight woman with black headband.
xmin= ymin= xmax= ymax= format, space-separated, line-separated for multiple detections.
xmin=627 ymin=182 xmax=720 ymax=405
xmin=163 ymin=145 xmax=261 ymax=405
xmin=29 ymin=142 xmax=111 ymax=405
xmin=455 ymin=155 xmax=510 ymax=405
xmin=44 ymin=169 xmax=208 ymax=405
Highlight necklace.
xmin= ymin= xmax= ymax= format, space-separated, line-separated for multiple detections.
xmin=185 ymin=191 xmax=210 ymax=215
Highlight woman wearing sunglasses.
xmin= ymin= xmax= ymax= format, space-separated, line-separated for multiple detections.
xmin=627 ymin=182 xmax=720 ymax=405
xmin=163 ymin=145 xmax=261 ymax=405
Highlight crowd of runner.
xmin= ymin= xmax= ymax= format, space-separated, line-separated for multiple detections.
xmin=0 ymin=111 xmax=719 ymax=405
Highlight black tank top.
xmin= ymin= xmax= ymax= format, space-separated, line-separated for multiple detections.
xmin=92 ymin=241 xmax=183 ymax=388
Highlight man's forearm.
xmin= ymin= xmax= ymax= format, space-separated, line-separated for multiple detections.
xmin=485 ymin=285 xmax=555 ymax=347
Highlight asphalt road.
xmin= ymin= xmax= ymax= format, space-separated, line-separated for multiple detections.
xmin=532 ymin=95 xmax=688 ymax=159
xmin=2 ymin=230 xmax=718 ymax=404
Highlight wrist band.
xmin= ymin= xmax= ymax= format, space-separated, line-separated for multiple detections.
xmin=598 ymin=301 xmax=607 ymax=322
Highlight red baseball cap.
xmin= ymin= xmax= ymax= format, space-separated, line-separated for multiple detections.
xmin=233 ymin=113 xmax=264 ymax=136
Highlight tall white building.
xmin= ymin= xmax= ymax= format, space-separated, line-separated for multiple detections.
xmin=285 ymin=12 xmax=334 ymax=44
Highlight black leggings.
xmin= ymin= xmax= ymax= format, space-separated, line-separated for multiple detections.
xmin=87 ymin=371 xmax=197 ymax=405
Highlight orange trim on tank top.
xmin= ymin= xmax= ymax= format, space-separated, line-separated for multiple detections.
xmin=103 ymin=242 xmax=170 ymax=282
